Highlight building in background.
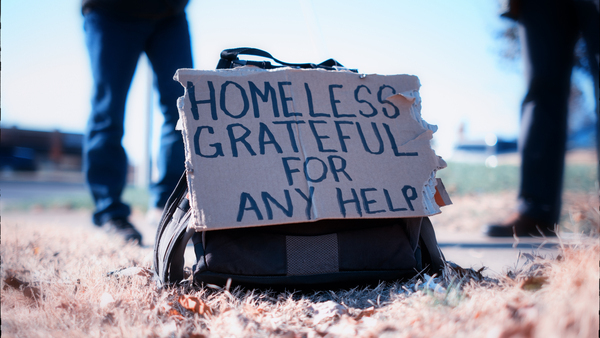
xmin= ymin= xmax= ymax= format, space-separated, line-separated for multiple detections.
xmin=1 ymin=127 xmax=85 ymax=182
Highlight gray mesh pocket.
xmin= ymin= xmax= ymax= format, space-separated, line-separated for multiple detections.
xmin=286 ymin=234 xmax=339 ymax=276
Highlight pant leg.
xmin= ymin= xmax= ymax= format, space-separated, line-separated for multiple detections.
xmin=83 ymin=11 xmax=151 ymax=225
xmin=144 ymin=12 xmax=194 ymax=208
xmin=517 ymin=0 xmax=579 ymax=224
xmin=573 ymin=1 xmax=600 ymax=182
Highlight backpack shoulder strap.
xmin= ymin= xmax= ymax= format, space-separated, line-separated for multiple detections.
xmin=153 ymin=172 xmax=195 ymax=286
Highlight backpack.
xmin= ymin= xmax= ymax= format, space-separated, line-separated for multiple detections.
xmin=153 ymin=48 xmax=446 ymax=289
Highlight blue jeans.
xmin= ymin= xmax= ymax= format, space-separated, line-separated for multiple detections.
xmin=517 ymin=0 xmax=599 ymax=224
xmin=83 ymin=10 xmax=193 ymax=225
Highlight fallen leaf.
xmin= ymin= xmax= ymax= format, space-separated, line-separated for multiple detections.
xmin=57 ymin=302 xmax=78 ymax=311
xmin=23 ymin=286 xmax=42 ymax=300
xmin=4 ymin=274 xmax=29 ymax=290
xmin=168 ymin=308 xmax=181 ymax=316
xmin=168 ymin=308 xmax=185 ymax=321
xmin=178 ymin=295 xmax=213 ymax=317
xmin=186 ymin=333 xmax=207 ymax=338
xmin=355 ymin=306 xmax=376 ymax=320
xmin=520 ymin=276 xmax=548 ymax=291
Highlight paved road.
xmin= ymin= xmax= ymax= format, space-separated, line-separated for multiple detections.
xmin=1 ymin=179 xmax=563 ymax=276
xmin=1 ymin=179 xmax=88 ymax=200
xmin=434 ymin=228 xmax=562 ymax=275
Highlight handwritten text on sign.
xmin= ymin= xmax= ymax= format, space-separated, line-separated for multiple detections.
xmin=176 ymin=68 xmax=444 ymax=230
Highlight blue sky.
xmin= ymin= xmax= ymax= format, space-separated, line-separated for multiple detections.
xmin=2 ymin=0 xmax=527 ymax=164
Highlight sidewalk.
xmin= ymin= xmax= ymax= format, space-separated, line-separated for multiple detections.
xmin=435 ymin=228 xmax=563 ymax=275
xmin=1 ymin=208 xmax=565 ymax=278
xmin=2 ymin=178 xmax=574 ymax=277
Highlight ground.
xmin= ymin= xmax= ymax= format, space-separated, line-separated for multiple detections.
xmin=1 ymin=152 xmax=598 ymax=337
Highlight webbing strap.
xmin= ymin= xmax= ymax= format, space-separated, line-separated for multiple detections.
xmin=153 ymin=172 xmax=191 ymax=286
xmin=216 ymin=47 xmax=355 ymax=72
xmin=166 ymin=223 xmax=194 ymax=283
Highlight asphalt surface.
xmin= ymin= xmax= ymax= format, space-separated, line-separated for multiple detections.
xmin=1 ymin=179 xmax=564 ymax=276
xmin=1 ymin=179 xmax=89 ymax=200
xmin=434 ymin=228 xmax=562 ymax=275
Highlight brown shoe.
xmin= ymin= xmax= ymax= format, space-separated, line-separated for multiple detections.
xmin=484 ymin=213 xmax=557 ymax=237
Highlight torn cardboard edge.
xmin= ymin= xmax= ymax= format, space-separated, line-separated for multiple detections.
xmin=175 ymin=67 xmax=451 ymax=231
xmin=434 ymin=178 xmax=452 ymax=207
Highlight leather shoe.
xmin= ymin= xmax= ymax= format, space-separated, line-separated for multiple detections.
xmin=484 ymin=213 xmax=557 ymax=237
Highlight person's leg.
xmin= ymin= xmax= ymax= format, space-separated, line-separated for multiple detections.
xmin=83 ymin=11 xmax=149 ymax=227
xmin=517 ymin=0 xmax=578 ymax=226
xmin=574 ymin=1 xmax=599 ymax=182
xmin=485 ymin=0 xmax=578 ymax=237
xmin=145 ymin=12 xmax=194 ymax=209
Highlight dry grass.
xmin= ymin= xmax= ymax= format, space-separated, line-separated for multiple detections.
xmin=2 ymin=199 xmax=599 ymax=338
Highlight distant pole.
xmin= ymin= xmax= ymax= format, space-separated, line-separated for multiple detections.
xmin=298 ymin=0 xmax=329 ymax=61
xmin=138 ymin=56 xmax=154 ymax=187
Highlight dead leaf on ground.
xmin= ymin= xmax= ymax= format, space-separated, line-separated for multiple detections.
xmin=185 ymin=333 xmax=207 ymax=338
xmin=354 ymin=306 xmax=376 ymax=320
xmin=57 ymin=302 xmax=78 ymax=311
xmin=3 ymin=272 xmax=42 ymax=300
xmin=3 ymin=274 xmax=29 ymax=290
xmin=178 ymin=295 xmax=213 ymax=317
xmin=23 ymin=286 xmax=42 ymax=300
xmin=168 ymin=308 xmax=185 ymax=321
xmin=520 ymin=276 xmax=548 ymax=291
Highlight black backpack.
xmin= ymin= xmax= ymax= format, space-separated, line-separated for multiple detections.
xmin=153 ymin=48 xmax=446 ymax=289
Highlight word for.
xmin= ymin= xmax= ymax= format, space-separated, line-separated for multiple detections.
xmin=236 ymin=185 xmax=418 ymax=222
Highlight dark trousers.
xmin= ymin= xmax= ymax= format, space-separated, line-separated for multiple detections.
xmin=83 ymin=10 xmax=193 ymax=225
xmin=517 ymin=0 xmax=599 ymax=224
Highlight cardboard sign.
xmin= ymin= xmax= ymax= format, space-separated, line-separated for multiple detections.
xmin=175 ymin=67 xmax=449 ymax=231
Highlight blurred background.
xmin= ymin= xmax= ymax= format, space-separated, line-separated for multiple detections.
xmin=1 ymin=0 xmax=597 ymax=212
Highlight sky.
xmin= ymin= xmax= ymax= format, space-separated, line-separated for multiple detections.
xmin=2 ymin=0 xmax=531 ymax=167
